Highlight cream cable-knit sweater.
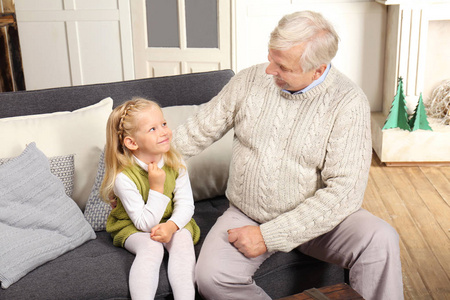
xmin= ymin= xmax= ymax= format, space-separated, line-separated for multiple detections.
xmin=173 ymin=63 xmax=372 ymax=253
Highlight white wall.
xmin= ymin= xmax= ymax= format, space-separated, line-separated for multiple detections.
xmin=15 ymin=0 xmax=387 ymax=113
xmin=423 ymin=20 xmax=450 ymax=101
xmin=234 ymin=0 xmax=387 ymax=112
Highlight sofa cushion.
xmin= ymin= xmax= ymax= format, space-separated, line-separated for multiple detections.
xmin=84 ymin=149 xmax=111 ymax=231
xmin=0 ymin=97 xmax=113 ymax=210
xmin=163 ymin=105 xmax=233 ymax=201
xmin=0 ymin=153 xmax=75 ymax=197
xmin=0 ymin=143 xmax=96 ymax=289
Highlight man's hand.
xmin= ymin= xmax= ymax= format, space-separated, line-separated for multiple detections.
xmin=227 ymin=225 xmax=267 ymax=258
xmin=150 ymin=221 xmax=179 ymax=243
xmin=148 ymin=162 xmax=166 ymax=193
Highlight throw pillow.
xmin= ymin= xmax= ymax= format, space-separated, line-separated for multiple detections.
xmin=163 ymin=105 xmax=233 ymax=201
xmin=0 ymin=97 xmax=113 ymax=210
xmin=0 ymin=143 xmax=96 ymax=289
xmin=84 ymin=150 xmax=111 ymax=231
xmin=0 ymin=154 xmax=75 ymax=197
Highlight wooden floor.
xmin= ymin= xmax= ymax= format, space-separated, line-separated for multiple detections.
xmin=362 ymin=154 xmax=450 ymax=300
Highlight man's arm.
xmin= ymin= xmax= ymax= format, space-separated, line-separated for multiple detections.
xmin=172 ymin=68 xmax=248 ymax=158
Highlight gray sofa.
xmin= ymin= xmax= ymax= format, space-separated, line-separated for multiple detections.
xmin=0 ymin=70 xmax=345 ymax=299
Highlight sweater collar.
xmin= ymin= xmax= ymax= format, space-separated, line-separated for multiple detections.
xmin=282 ymin=64 xmax=331 ymax=95
xmin=279 ymin=65 xmax=338 ymax=101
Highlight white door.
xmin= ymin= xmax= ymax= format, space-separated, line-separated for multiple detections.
xmin=131 ymin=0 xmax=232 ymax=78
xmin=15 ymin=0 xmax=134 ymax=90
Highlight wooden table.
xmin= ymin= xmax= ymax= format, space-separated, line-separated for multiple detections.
xmin=278 ymin=283 xmax=364 ymax=300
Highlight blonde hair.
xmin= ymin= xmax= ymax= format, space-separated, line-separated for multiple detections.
xmin=100 ymin=97 xmax=184 ymax=203
xmin=269 ymin=11 xmax=339 ymax=72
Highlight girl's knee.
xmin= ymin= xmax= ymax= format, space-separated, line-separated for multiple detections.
xmin=166 ymin=229 xmax=194 ymax=253
xmin=137 ymin=238 xmax=165 ymax=259
xmin=172 ymin=228 xmax=194 ymax=244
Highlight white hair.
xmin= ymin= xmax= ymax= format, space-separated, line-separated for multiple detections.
xmin=269 ymin=11 xmax=339 ymax=72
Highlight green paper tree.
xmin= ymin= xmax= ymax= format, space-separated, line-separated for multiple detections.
xmin=409 ymin=93 xmax=432 ymax=131
xmin=383 ymin=77 xmax=411 ymax=131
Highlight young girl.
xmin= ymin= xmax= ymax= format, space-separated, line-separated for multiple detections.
xmin=100 ymin=98 xmax=200 ymax=300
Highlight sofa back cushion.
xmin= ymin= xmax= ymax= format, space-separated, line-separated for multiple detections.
xmin=163 ymin=105 xmax=233 ymax=201
xmin=0 ymin=70 xmax=234 ymax=118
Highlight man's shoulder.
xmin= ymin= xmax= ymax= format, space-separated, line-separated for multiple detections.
xmin=235 ymin=63 xmax=269 ymax=77
xmin=231 ymin=63 xmax=271 ymax=88
xmin=327 ymin=67 xmax=370 ymax=109
xmin=330 ymin=67 xmax=367 ymax=97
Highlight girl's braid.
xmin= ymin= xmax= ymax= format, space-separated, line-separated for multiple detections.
xmin=117 ymin=103 xmax=136 ymax=144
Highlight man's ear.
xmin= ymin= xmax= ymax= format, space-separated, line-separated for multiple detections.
xmin=123 ymin=136 xmax=138 ymax=151
xmin=312 ymin=64 xmax=327 ymax=80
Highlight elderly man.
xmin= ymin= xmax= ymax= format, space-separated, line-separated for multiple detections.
xmin=173 ymin=10 xmax=403 ymax=300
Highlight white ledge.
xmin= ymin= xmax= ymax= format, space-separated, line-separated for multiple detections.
xmin=371 ymin=112 xmax=450 ymax=165
xmin=376 ymin=0 xmax=450 ymax=5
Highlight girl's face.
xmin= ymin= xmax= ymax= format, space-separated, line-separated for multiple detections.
xmin=125 ymin=106 xmax=172 ymax=164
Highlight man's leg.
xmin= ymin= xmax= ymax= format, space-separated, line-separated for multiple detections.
xmin=298 ymin=208 xmax=403 ymax=300
xmin=195 ymin=205 xmax=272 ymax=300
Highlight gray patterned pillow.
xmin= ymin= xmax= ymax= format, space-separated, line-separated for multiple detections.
xmin=0 ymin=153 xmax=74 ymax=197
xmin=0 ymin=142 xmax=95 ymax=289
xmin=84 ymin=150 xmax=111 ymax=231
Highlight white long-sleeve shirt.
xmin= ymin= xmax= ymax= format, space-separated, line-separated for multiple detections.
xmin=113 ymin=156 xmax=194 ymax=232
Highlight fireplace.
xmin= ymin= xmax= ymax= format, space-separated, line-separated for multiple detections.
xmin=372 ymin=0 xmax=450 ymax=165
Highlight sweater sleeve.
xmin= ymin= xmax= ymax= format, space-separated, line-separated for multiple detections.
xmin=172 ymin=68 xmax=249 ymax=158
xmin=260 ymin=95 xmax=372 ymax=252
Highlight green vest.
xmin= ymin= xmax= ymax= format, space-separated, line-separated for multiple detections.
xmin=106 ymin=163 xmax=200 ymax=247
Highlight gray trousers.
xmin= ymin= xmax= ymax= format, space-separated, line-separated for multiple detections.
xmin=195 ymin=206 xmax=403 ymax=300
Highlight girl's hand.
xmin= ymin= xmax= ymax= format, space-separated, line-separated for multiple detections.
xmin=109 ymin=198 xmax=117 ymax=209
xmin=148 ymin=162 xmax=166 ymax=193
xmin=150 ymin=221 xmax=179 ymax=243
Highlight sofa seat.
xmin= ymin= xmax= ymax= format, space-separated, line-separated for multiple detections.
xmin=0 ymin=196 xmax=344 ymax=299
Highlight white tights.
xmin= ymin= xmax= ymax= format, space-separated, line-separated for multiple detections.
xmin=124 ymin=229 xmax=196 ymax=300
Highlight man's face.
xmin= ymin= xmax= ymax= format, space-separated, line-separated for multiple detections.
xmin=265 ymin=43 xmax=320 ymax=92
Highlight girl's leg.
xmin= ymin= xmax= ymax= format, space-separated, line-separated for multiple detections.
xmin=164 ymin=228 xmax=196 ymax=300
xmin=124 ymin=232 xmax=164 ymax=300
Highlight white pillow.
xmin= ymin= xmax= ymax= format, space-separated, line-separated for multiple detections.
xmin=163 ymin=105 xmax=233 ymax=201
xmin=0 ymin=97 xmax=113 ymax=210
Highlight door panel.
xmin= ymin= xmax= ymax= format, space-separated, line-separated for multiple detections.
xmin=132 ymin=0 xmax=231 ymax=78
xmin=15 ymin=0 xmax=134 ymax=90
